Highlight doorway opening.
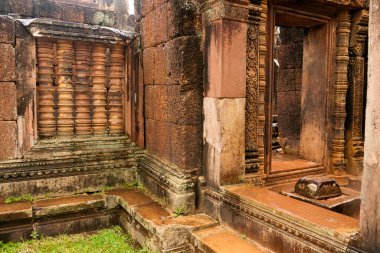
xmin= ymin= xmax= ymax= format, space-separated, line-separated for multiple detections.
xmin=266 ymin=8 xmax=332 ymax=176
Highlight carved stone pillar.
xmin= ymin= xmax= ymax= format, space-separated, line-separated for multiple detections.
xmin=245 ymin=3 xmax=261 ymax=174
xmin=346 ymin=10 xmax=368 ymax=175
xmin=108 ymin=44 xmax=124 ymax=135
xmin=91 ymin=44 xmax=107 ymax=135
xmin=56 ymin=40 xmax=74 ymax=136
xmin=202 ymin=0 xmax=249 ymax=189
xmin=258 ymin=0 xmax=268 ymax=174
xmin=37 ymin=39 xmax=56 ymax=138
xmin=331 ymin=10 xmax=351 ymax=173
xmin=74 ymin=42 xmax=91 ymax=136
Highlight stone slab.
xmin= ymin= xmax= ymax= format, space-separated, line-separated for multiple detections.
xmin=0 ymin=121 xmax=17 ymax=160
xmin=0 ymin=44 xmax=15 ymax=81
xmin=193 ymin=225 xmax=268 ymax=253
xmin=33 ymin=195 xmax=105 ymax=217
xmin=0 ymin=15 xmax=14 ymax=44
xmin=0 ymin=202 xmax=32 ymax=222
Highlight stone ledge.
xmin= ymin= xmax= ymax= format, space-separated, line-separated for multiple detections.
xmin=0 ymin=202 xmax=32 ymax=222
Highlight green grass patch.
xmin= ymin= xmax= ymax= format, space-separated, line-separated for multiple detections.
xmin=0 ymin=226 xmax=150 ymax=253
xmin=4 ymin=194 xmax=34 ymax=204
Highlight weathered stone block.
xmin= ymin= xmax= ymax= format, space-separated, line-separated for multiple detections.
xmin=141 ymin=0 xmax=154 ymax=17
xmin=277 ymin=114 xmax=301 ymax=138
xmin=146 ymin=119 xmax=157 ymax=154
xmin=62 ymin=5 xmax=85 ymax=23
xmin=166 ymin=36 xmax=203 ymax=85
xmin=167 ymin=85 xmax=203 ymax=125
xmin=156 ymin=120 xmax=170 ymax=162
xmin=7 ymin=0 xmax=33 ymax=17
xmin=154 ymin=44 xmax=168 ymax=85
xmin=170 ymin=124 xmax=202 ymax=171
xmin=37 ymin=0 xmax=63 ymax=20
xmin=0 ymin=82 xmax=17 ymax=120
xmin=0 ymin=15 xmax=14 ymax=44
xmin=143 ymin=47 xmax=155 ymax=85
xmin=205 ymin=20 xmax=247 ymax=98
xmin=0 ymin=44 xmax=15 ymax=81
xmin=154 ymin=4 xmax=168 ymax=45
xmin=145 ymin=85 xmax=154 ymax=119
xmin=276 ymin=91 xmax=301 ymax=115
xmin=84 ymin=9 xmax=115 ymax=26
xmin=0 ymin=121 xmax=17 ymax=160
xmin=141 ymin=13 xmax=155 ymax=48
xmin=153 ymin=85 xmax=168 ymax=121
xmin=167 ymin=0 xmax=197 ymax=39
xmin=203 ymin=98 xmax=245 ymax=188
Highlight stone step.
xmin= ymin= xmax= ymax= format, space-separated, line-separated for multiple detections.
xmin=193 ymin=225 xmax=272 ymax=253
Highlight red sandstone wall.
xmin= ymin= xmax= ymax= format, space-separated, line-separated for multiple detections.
xmin=274 ymin=27 xmax=304 ymax=155
xmin=139 ymin=0 xmax=203 ymax=174
xmin=0 ymin=16 xmax=18 ymax=160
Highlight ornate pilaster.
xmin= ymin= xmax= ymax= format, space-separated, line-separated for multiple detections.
xmin=91 ymin=44 xmax=107 ymax=135
xmin=37 ymin=39 xmax=56 ymax=138
xmin=258 ymin=0 xmax=267 ymax=174
xmin=56 ymin=40 xmax=74 ymax=136
xmin=74 ymin=42 xmax=91 ymax=136
xmin=346 ymin=10 xmax=368 ymax=175
xmin=108 ymin=45 xmax=124 ymax=135
xmin=331 ymin=10 xmax=351 ymax=173
xmin=245 ymin=3 xmax=261 ymax=173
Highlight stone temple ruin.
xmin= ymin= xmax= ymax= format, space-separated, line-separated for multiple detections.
xmin=0 ymin=0 xmax=379 ymax=252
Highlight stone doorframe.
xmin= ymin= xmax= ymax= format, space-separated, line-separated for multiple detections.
xmin=201 ymin=0 xmax=366 ymax=190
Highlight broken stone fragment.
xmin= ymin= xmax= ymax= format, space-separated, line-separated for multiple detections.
xmin=295 ymin=177 xmax=342 ymax=199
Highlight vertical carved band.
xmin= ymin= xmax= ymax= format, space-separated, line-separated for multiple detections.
xmin=258 ymin=0 xmax=268 ymax=174
xmin=56 ymin=40 xmax=74 ymax=136
xmin=331 ymin=10 xmax=351 ymax=173
xmin=108 ymin=45 xmax=124 ymax=135
xmin=91 ymin=44 xmax=108 ymax=135
xmin=74 ymin=42 xmax=91 ymax=135
xmin=37 ymin=39 xmax=56 ymax=137
xmin=245 ymin=5 xmax=261 ymax=173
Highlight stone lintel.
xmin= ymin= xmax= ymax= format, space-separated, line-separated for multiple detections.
xmin=17 ymin=18 xmax=135 ymax=44
xmin=202 ymin=0 xmax=251 ymax=24
xmin=203 ymin=97 xmax=245 ymax=189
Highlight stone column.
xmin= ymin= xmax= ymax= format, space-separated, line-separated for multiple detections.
xmin=202 ymin=0 xmax=249 ymax=189
xmin=359 ymin=0 xmax=380 ymax=251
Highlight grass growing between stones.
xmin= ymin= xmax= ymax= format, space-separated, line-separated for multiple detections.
xmin=0 ymin=226 xmax=150 ymax=253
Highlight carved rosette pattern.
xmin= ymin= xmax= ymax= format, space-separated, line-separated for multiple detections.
xmin=331 ymin=10 xmax=351 ymax=173
xmin=245 ymin=5 xmax=261 ymax=173
xmin=37 ymin=39 xmax=56 ymax=138
xmin=56 ymin=40 xmax=75 ymax=136
xmin=258 ymin=0 xmax=268 ymax=173
xmin=74 ymin=42 xmax=92 ymax=135
xmin=91 ymin=44 xmax=108 ymax=135
xmin=108 ymin=45 xmax=124 ymax=135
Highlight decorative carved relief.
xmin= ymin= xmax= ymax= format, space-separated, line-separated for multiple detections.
xmin=257 ymin=0 xmax=267 ymax=173
xmin=331 ymin=10 xmax=351 ymax=173
xmin=37 ymin=39 xmax=56 ymax=138
xmin=346 ymin=10 xmax=368 ymax=175
xmin=245 ymin=4 xmax=261 ymax=173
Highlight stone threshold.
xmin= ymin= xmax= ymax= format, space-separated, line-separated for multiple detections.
xmin=0 ymin=188 xmax=269 ymax=252
xmin=212 ymin=184 xmax=361 ymax=252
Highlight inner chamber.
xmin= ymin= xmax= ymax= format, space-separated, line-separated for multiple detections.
xmin=271 ymin=14 xmax=329 ymax=173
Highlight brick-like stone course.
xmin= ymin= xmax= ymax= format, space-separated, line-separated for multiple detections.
xmin=0 ymin=43 xmax=16 ymax=81
xmin=0 ymin=121 xmax=17 ymax=160
xmin=0 ymin=82 xmax=17 ymax=121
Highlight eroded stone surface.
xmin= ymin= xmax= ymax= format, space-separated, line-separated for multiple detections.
xmin=0 ymin=202 xmax=32 ymax=221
